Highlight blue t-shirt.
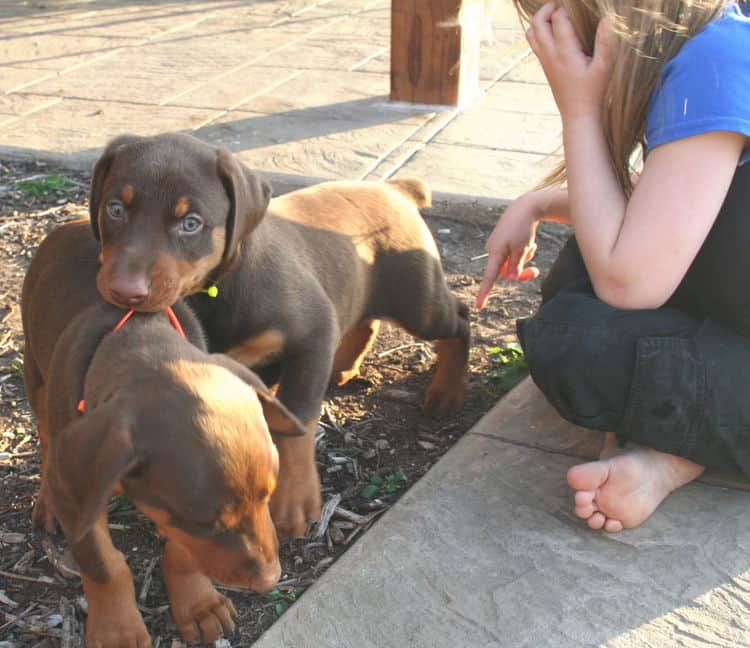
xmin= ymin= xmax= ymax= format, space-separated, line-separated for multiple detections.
xmin=645 ymin=2 xmax=750 ymax=166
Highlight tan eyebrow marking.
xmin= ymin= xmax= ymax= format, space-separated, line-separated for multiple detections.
xmin=121 ymin=184 xmax=134 ymax=205
xmin=175 ymin=197 xmax=191 ymax=219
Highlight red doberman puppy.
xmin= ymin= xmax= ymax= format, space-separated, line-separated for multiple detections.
xmin=22 ymin=224 xmax=306 ymax=647
xmin=57 ymin=132 xmax=470 ymax=537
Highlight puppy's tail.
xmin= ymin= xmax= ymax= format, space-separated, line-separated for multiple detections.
xmin=386 ymin=177 xmax=432 ymax=210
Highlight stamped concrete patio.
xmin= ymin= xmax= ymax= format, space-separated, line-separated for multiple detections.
xmin=1 ymin=2 xmax=749 ymax=646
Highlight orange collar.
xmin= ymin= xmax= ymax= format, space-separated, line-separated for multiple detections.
xmin=77 ymin=306 xmax=186 ymax=414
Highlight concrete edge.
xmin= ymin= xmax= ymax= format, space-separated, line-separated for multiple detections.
xmin=0 ymin=145 xmax=99 ymax=173
xmin=1 ymin=148 xmax=509 ymax=225
xmin=267 ymin=172 xmax=510 ymax=225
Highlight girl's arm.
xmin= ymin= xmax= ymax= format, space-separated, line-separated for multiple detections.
xmin=529 ymin=2 xmax=746 ymax=309
xmin=567 ymin=126 xmax=744 ymax=309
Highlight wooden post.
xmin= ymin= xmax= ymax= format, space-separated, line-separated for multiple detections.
xmin=390 ymin=0 xmax=482 ymax=107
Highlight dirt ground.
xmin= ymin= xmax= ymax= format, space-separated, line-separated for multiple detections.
xmin=0 ymin=159 xmax=569 ymax=646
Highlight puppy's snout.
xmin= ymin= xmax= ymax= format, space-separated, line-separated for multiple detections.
xmin=248 ymin=559 xmax=281 ymax=593
xmin=109 ymin=275 xmax=150 ymax=307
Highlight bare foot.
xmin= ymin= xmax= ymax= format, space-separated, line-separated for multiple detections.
xmin=567 ymin=433 xmax=704 ymax=532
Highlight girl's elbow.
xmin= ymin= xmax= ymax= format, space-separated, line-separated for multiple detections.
xmin=592 ymin=277 xmax=669 ymax=311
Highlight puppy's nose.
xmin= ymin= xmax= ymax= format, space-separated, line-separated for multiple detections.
xmin=109 ymin=275 xmax=149 ymax=306
xmin=249 ymin=561 xmax=281 ymax=593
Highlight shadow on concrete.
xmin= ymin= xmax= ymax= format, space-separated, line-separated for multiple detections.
xmin=192 ymin=97 xmax=431 ymax=149
xmin=0 ymin=94 xmax=433 ymax=181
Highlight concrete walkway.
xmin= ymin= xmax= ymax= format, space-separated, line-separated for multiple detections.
xmin=257 ymin=379 xmax=750 ymax=648
xmin=2 ymin=2 xmax=750 ymax=647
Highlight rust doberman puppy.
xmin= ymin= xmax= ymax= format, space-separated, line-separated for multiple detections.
xmin=58 ymin=132 xmax=470 ymax=537
xmin=22 ymin=224 xmax=306 ymax=646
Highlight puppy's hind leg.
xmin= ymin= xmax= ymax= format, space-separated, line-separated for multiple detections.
xmin=384 ymin=255 xmax=470 ymax=415
xmin=330 ymin=319 xmax=381 ymax=387
xmin=423 ymin=298 xmax=470 ymax=416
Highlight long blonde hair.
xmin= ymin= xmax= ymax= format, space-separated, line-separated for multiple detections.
xmin=513 ymin=0 xmax=728 ymax=195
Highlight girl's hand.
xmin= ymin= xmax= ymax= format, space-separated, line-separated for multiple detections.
xmin=526 ymin=2 xmax=615 ymax=123
xmin=476 ymin=192 xmax=542 ymax=310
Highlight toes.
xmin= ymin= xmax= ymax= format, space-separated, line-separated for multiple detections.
xmin=423 ymin=391 xmax=465 ymax=417
xmin=175 ymin=595 xmax=237 ymax=645
xmin=87 ymin=631 xmax=152 ymax=648
xmin=32 ymin=495 xmax=59 ymax=535
xmin=567 ymin=460 xmax=610 ymax=492
xmin=196 ymin=612 xmax=224 ymax=644
xmin=423 ymin=390 xmax=447 ymax=416
xmin=574 ymin=490 xmax=595 ymax=508
xmin=274 ymin=510 xmax=310 ymax=538
xmin=603 ymin=518 xmax=624 ymax=533
xmin=574 ymin=503 xmax=597 ymax=519
xmin=573 ymin=489 xmax=597 ymax=518
xmin=176 ymin=620 xmax=201 ymax=645
xmin=196 ymin=597 xmax=237 ymax=644
xmin=423 ymin=380 xmax=466 ymax=417
xmin=271 ymin=492 xmax=321 ymax=538
xmin=211 ymin=596 xmax=237 ymax=635
xmin=587 ymin=511 xmax=606 ymax=530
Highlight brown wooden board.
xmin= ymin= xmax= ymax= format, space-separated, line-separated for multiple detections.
xmin=390 ymin=0 xmax=481 ymax=106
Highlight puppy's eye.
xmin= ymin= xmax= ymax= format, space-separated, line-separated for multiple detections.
xmin=106 ymin=200 xmax=125 ymax=220
xmin=179 ymin=213 xmax=203 ymax=234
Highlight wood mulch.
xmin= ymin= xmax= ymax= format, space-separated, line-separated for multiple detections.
xmin=0 ymin=159 xmax=568 ymax=646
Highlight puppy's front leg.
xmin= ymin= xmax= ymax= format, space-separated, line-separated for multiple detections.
xmin=29 ymin=384 xmax=58 ymax=534
xmin=270 ymin=331 xmax=336 ymax=537
xmin=72 ymin=514 xmax=151 ymax=647
xmin=162 ymin=539 xmax=237 ymax=645
xmin=272 ymin=423 xmax=322 ymax=537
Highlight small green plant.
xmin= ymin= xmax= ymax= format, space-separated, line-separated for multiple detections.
xmin=15 ymin=174 xmax=72 ymax=197
xmin=10 ymin=352 xmax=23 ymax=374
xmin=486 ymin=343 xmax=527 ymax=392
xmin=360 ymin=467 xmax=407 ymax=500
xmin=265 ymin=586 xmax=305 ymax=616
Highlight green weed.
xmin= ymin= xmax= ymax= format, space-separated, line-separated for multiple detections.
xmin=15 ymin=174 xmax=72 ymax=197
xmin=10 ymin=352 xmax=23 ymax=374
xmin=485 ymin=343 xmax=527 ymax=392
xmin=265 ymin=586 xmax=305 ymax=616
xmin=361 ymin=467 xmax=407 ymax=500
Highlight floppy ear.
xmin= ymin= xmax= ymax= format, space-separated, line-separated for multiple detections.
xmin=89 ymin=134 xmax=143 ymax=241
xmin=49 ymin=402 xmax=138 ymax=543
xmin=210 ymin=354 xmax=307 ymax=437
xmin=214 ymin=148 xmax=272 ymax=279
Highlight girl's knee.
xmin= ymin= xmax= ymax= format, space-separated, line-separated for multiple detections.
xmin=517 ymin=293 xmax=641 ymax=431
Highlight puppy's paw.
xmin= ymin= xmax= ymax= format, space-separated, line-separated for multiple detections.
xmin=32 ymin=486 xmax=59 ymax=535
xmin=424 ymin=379 xmax=467 ymax=417
xmin=86 ymin=607 xmax=151 ymax=648
xmin=167 ymin=570 xmax=237 ymax=645
xmin=330 ymin=368 xmax=359 ymax=387
xmin=271 ymin=478 xmax=322 ymax=538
